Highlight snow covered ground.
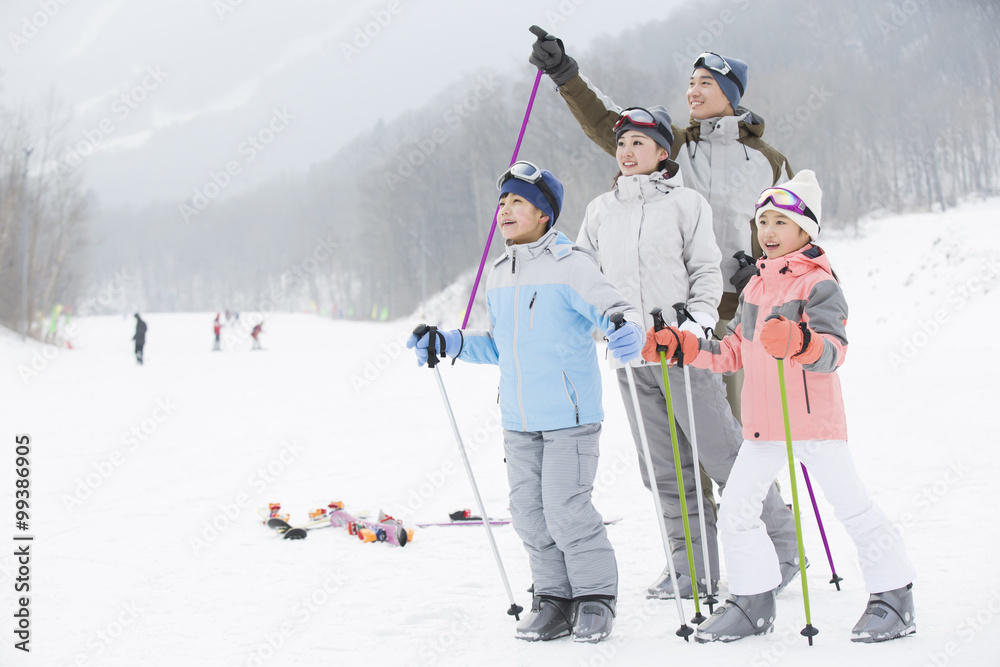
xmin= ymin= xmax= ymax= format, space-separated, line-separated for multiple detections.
xmin=2 ymin=199 xmax=999 ymax=666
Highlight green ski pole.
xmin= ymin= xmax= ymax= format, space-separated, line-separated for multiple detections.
xmin=650 ymin=308 xmax=704 ymax=625
xmin=776 ymin=356 xmax=819 ymax=645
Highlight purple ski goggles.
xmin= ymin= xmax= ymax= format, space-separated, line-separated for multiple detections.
xmin=755 ymin=187 xmax=818 ymax=224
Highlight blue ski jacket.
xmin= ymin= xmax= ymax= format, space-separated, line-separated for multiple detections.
xmin=460 ymin=230 xmax=641 ymax=432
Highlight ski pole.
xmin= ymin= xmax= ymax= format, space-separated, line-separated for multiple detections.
xmin=671 ymin=303 xmax=717 ymax=615
xmin=460 ymin=69 xmax=543 ymax=328
xmin=413 ymin=324 xmax=523 ymax=621
xmin=610 ymin=313 xmax=693 ymax=641
xmin=649 ymin=308 xmax=703 ymax=625
xmin=775 ymin=357 xmax=819 ymax=645
xmin=800 ymin=462 xmax=843 ymax=590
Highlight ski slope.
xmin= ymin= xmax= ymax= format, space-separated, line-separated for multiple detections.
xmin=2 ymin=199 xmax=999 ymax=666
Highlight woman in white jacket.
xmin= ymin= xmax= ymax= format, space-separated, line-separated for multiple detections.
xmin=577 ymin=106 xmax=798 ymax=601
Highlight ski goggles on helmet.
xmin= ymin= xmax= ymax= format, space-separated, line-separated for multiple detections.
xmin=755 ymin=187 xmax=819 ymax=224
xmin=613 ymin=107 xmax=660 ymax=133
xmin=496 ymin=161 xmax=561 ymax=222
xmin=693 ymin=51 xmax=744 ymax=97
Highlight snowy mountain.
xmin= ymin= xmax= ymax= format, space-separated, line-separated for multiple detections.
xmin=0 ymin=0 xmax=685 ymax=207
xmin=2 ymin=199 xmax=998 ymax=665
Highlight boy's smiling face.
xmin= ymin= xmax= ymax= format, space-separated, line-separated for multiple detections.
xmin=757 ymin=209 xmax=811 ymax=259
xmin=498 ymin=193 xmax=549 ymax=245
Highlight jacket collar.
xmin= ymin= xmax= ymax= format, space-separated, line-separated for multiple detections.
xmin=685 ymin=107 xmax=767 ymax=143
xmin=613 ymin=167 xmax=684 ymax=203
xmin=495 ymin=229 xmax=574 ymax=267
xmin=757 ymin=244 xmax=833 ymax=280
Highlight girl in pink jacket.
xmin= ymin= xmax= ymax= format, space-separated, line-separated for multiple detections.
xmin=642 ymin=170 xmax=915 ymax=644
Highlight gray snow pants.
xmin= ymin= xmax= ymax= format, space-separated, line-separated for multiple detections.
xmin=616 ymin=364 xmax=798 ymax=585
xmin=504 ymin=423 xmax=618 ymax=599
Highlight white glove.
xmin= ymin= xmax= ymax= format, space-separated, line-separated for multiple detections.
xmin=678 ymin=311 xmax=716 ymax=340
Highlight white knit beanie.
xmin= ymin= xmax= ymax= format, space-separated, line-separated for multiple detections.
xmin=755 ymin=169 xmax=822 ymax=241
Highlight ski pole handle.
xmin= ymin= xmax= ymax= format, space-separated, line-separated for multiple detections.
xmin=672 ymin=302 xmax=690 ymax=327
xmin=412 ymin=323 xmax=441 ymax=369
xmin=650 ymin=308 xmax=671 ymax=353
xmin=609 ymin=312 xmax=625 ymax=331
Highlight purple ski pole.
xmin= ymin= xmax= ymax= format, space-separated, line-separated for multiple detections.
xmin=800 ymin=463 xmax=843 ymax=590
xmin=460 ymin=69 xmax=543 ymax=328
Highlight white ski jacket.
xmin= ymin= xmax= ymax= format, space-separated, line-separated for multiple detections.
xmin=576 ymin=168 xmax=722 ymax=369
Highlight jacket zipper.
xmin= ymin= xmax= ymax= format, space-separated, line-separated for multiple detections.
xmin=529 ymin=292 xmax=537 ymax=331
xmin=562 ymin=371 xmax=580 ymax=425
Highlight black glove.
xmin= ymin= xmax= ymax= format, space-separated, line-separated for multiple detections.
xmin=729 ymin=250 xmax=759 ymax=294
xmin=528 ymin=25 xmax=579 ymax=86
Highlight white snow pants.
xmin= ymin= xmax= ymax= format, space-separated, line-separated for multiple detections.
xmin=721 ymin=438 xmax=916 ymax=595
xmin=504 ymin=423 xmax=618 ymax=599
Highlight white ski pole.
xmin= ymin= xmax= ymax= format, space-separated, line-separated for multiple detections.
xmin=610 ymin=314 xmax=693 ymax=640
xmin=672 ymin=303 xmax=717 ymax=615
xmin=414 ymin=324 xmax=523 ymax=621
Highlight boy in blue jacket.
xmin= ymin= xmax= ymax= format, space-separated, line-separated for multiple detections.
xmin=409 ymin=162 xmax=643 ymax=643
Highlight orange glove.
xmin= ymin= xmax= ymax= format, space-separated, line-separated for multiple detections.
xmin=760 ymin=316 xmax=824 ymax=363
xmin=641 ymin=326 xmax=700 ymax=365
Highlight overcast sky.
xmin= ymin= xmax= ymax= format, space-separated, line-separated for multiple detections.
xmin=1 ymin=0 xmax=687 ymax=208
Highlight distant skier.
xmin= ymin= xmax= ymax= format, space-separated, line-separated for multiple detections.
xmin=213 ymin=314 xmax=222 ymax=351
xmin=251 ymin=322 xmax=262 ymax=350
xmin=133 ymin=313 xmax=147 ymax=365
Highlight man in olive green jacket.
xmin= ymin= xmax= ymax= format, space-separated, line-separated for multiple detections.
xmin=529 ymin=27 xmax=794 ymax=423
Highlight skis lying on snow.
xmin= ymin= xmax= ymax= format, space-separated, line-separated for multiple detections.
xmin=260 ymin=502 xmax=414 ymax=546
xmin=260 ymin=503 xmax=332 ymax=540
xmin=327 ymin=505 xmax=414 ymax=547
xmin=415 ymin=509 xmax=623 ymax=528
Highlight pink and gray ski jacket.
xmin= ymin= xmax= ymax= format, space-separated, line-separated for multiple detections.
xmin=691 ymin=244 xmax=849 ymax=441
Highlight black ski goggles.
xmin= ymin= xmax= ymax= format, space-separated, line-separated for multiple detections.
xmin=496 ymin=161 xmax=561 ymax=223
xmin=693 ymin=51 xmax=744 ymax=97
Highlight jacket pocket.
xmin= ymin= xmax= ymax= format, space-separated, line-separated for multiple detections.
xmin=528 ymin=292 xmax=537 ymax=331
xmin=561 ymin=371 xmax=580 ymax=425
xmin=576 ymin=426 xmax=601 ymax=486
